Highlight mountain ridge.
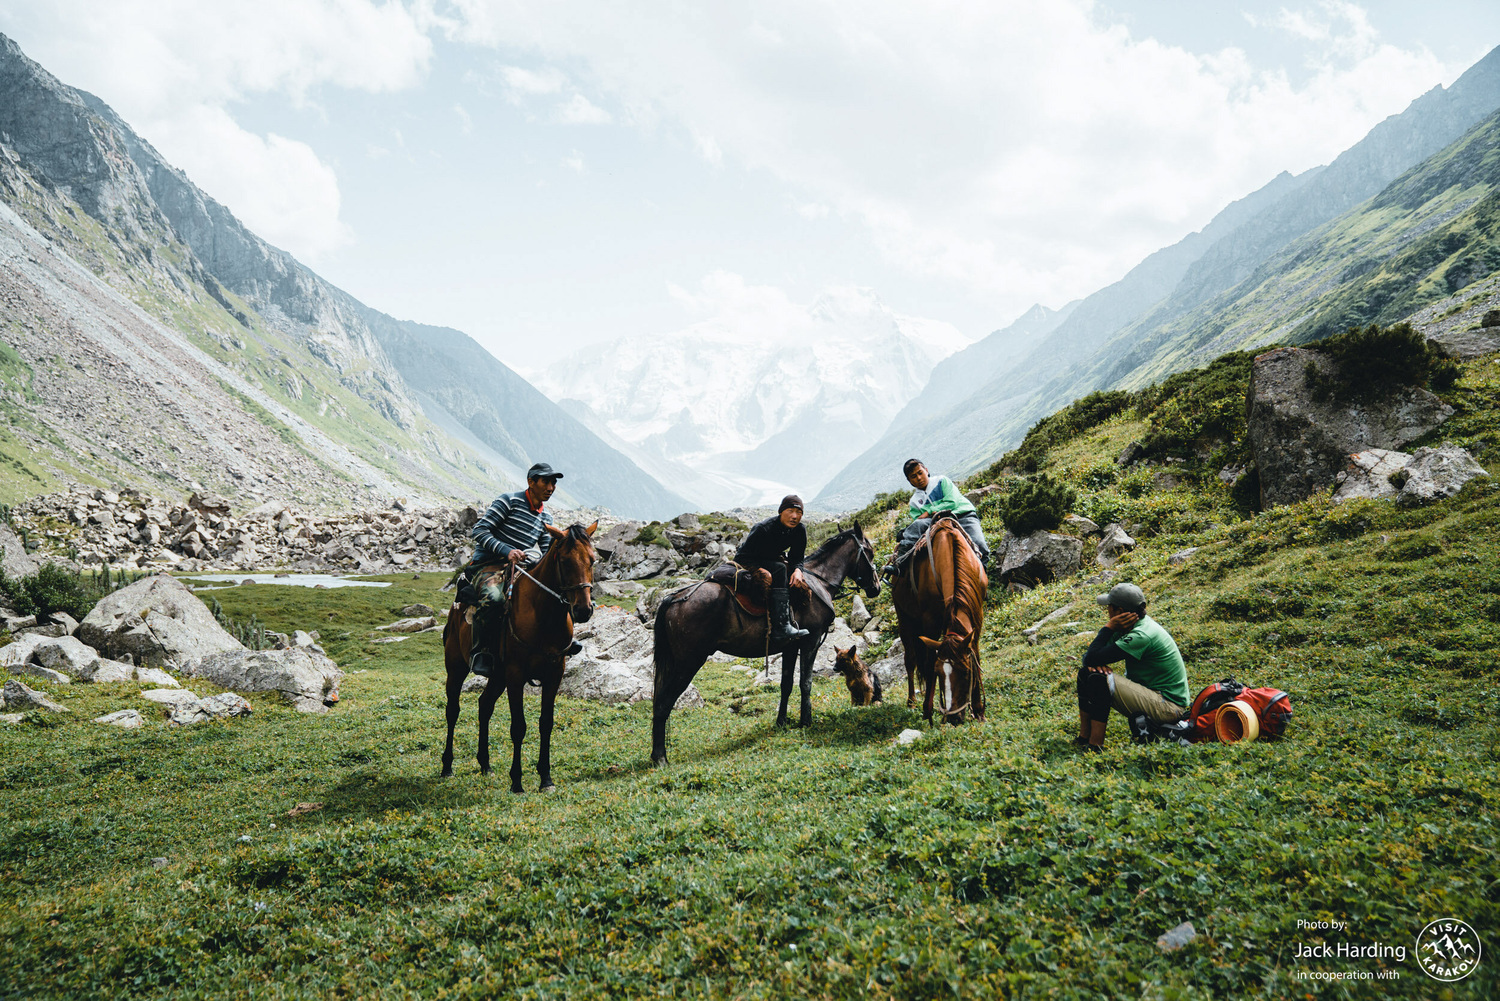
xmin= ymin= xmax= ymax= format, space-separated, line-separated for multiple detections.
xmin=0 ymin=32 xmax=688 ymax=517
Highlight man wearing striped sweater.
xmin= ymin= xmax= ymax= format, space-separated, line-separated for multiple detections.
xmin=465 ymin=462 xmax=567 ymax=678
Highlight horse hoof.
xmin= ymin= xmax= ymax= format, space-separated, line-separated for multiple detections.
xmin=540 ymin=784 xmax=557 ymax=794
xmin=511 ymin=785 xmax=524 ymax=795
xmin=651 ymin=756 xmax=668 ymax=769
xmin=440 ymin=767 xmax=453 ymax=778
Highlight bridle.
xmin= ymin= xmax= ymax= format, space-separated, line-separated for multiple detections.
xmin=931 ymin=631 xmax=979 ymax=721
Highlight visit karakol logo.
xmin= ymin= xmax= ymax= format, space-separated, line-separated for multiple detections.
xmin=1415 ymin=918 xmax=1482 ymax=982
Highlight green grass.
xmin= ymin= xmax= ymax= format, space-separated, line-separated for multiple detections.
xmin=5 ymin=349 xmax=1500 ymax=995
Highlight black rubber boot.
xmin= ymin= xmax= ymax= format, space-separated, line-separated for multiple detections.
xmin=469 ymin=649 xmax=495 ymax=679
xmin=768 ymin=587 xmax=809 ymax=645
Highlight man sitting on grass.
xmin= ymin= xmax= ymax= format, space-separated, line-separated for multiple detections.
xmin=1076 ymin=582 xmax=1189 ymax=751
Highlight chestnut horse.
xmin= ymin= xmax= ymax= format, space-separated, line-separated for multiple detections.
xmin=891 ymin=513 xmax=987 ymax=723
xmin=651 ymin=524 xmax=881 ymax=766
xmin=441 ymin=521 xmax=598 ymax=791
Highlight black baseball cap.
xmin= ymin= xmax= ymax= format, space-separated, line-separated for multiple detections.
xmin=527 ymin=462 xmax=564 ymax=480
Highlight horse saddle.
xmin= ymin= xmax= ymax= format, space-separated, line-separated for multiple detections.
xmin=705 ymin=564 xmax=769 ymax=616
xmin=704 ymin=563 xmax=812 ymax=617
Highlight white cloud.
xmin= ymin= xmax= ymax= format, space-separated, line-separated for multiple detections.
xmin=557 ymin=93 xmax=612 ymax=124
xmin=440 ymin=1 xmax=1465 ymax=309
xmin=454 ymin=103 xmax=474 ymax=134
xmin=0 ymin=0 xmax=434 ymax=263
xmin=561 ymin=150 xmax=585 ymax=173
xmin=498 ymin=64 xmax=566 ymax=99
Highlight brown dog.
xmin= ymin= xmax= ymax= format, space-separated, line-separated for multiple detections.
xmin=833 ymin=646 xmax=883 ymax=707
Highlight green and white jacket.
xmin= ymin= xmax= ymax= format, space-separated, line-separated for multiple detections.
xmin=909 ymin=474 xmax=977 ymax=519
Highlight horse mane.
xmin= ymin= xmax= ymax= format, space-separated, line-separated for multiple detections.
xmin=807 ymin=523 xmax=861 ymax=562
xmin=933 ymin=520 xmax=983 ymax=630
xmin=565 ymin=523 xmax=592 ymax=545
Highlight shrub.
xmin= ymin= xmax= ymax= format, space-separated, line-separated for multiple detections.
xmin=1134 ymin=351 xmax=1255 ymax=463
xmin=982 ymin=390 xmax=1133 ymax=476
xmin=0 ymin=563 xmax=128 ymax=621
xmin=997 ymin=475 xmax=1077 ymax=536
xmin=1305 ymin=323 xmax=1459 ymax=402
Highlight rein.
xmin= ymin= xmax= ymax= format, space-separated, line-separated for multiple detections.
xmin=515 ymin=564 xmax=592 ymax=606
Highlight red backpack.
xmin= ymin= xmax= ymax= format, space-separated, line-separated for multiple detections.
xmin=1236 ymin=687 xmax=1293 ymax=740
xmin=1188 ymin=679 xmax=1294 ymax=743
xmin=1189 ymin=679 xmax=1244 ymax=742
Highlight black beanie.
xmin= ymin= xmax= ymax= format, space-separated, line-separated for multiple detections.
xmin=779 ymin=494 xmax=804 ymax=513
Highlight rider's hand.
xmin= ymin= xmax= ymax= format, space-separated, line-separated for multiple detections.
xmin=507 ymin=549 xmax=525 ymax=565
xmin=1107 ymin=611 xmax=1139 ymax=632
xmin=790 ymin=568 xmax=805 ymax=587
xmin=1087 ymin=664 xmax=1113 ymax=675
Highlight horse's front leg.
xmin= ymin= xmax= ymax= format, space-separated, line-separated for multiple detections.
xmin=476 ymin=682 xmax=501 ymax=776
xmin=441 ymin=672 xmax=463 ymax=777
xmin=921 ymin=664 xmax=936 ymax=723
xmin=972 ymin=648 xmax=986 ymax=723
xmin=775 ymin=648 xmax=795 ymax=727
xmin=537 ymin=672 xmax=559 ymax=793
xmin=798 ymin=640 xmax=816 ymax=727
xmin=508 ymin=679 xmax=527 ymax=794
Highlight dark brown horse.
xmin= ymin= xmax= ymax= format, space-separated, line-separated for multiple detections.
xmin=891 ymin=514 xmax=987 ymax=723
xmin=651 ymin=523 xmax=881 ymax=766
xmin=441 ymin=521 xmax=598 ymax=791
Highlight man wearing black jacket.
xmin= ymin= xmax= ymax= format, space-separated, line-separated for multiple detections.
xmin=735 ymin=494 xmax=810 ymax=645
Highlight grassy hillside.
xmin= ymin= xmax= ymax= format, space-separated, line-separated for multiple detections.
xmin=2 ymin=350 xmax=1499 ymax=997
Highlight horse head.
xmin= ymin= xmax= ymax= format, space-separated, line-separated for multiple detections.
xmin=848 ymin=522 xmax=881 ymax=599
xmin=917 ymin=629 xmax=976 ymax=721
xmin=544 ymin=521 xmax=599 ymax=623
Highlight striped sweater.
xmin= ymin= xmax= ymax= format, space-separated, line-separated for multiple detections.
xmin=469 ymin=490 xmax=553 ymax=564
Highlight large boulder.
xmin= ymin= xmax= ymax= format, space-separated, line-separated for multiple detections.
xmin=996 ymin=530 xmax=1082 ymax=586
xmin=1333 ymin=446 xmax=1489 ymax=506
xmin=183 ymin=648 xmax=343 ymax=713
xmin=79 ymin=574 xmax=243 ymax=667
xmin=1246 ymin=347 xmax=1453 ymax=507
xmin=1397 ymin=446 xmax=1489 ymax=506
xmin=561 ymin=606 xmax=701 ymax=707
xmin=0 ymin=524 xmax=37 ymax=578
xmin=1332 ymin=448 xmax=1410 ymax=502
xmin=1429 ymin=328 xmax=1500 ymax=361
xmin=168 ymin=692 xmax=252 ymax=726
xmin=1095 ymin=524 xmax=1136 ymax=569
xmin=2 ymin=679 xmax=67 ymax=713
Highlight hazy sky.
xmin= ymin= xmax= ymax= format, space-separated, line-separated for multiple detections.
xmin=3 ymin=2 xmax=1498 ymax=371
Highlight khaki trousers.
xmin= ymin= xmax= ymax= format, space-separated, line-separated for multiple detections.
xmin=1108 ymin=672 xmax=1186 ymax=723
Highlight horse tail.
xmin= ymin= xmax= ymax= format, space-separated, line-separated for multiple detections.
xmin=652 ymin=599 xmax=676 ymax=701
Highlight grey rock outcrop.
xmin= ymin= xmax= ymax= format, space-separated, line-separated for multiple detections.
xmin=1429 ymin=327 xmax=1500 ymax=360
xmin=183 ymin=648 xmax=342 ymax=713
xmin=1246 ymin=347 xmax=1453 ymax=507
xmin=1331 ymin=449 xmax=1411 ymax=502
xmin=167 ymin=692 xmax=252 ymax=726
xmin=0 ymin=523 xmax=37 ymax=578
xmin=1396 ymin=446 xmax=1488 ymax=506
xmin=95 ymin=709 xmax=143 ymax=728
xmin=561 ymin=606 xmax=701 ymax=707
xmin=996 ymin=530 xmax=1083 ymax=586
xmin=2 ymin=679 xmax=67 ymax=713
xmin=1095 ymin=524 xmax=1136 ymax=568
xmin=79 ymin=574 xmax=242 ymax=667
xmin=1333 ymin=446 xmax=1488 ymax=506
xmin=141 ymin=688 xmax=199 ymax=708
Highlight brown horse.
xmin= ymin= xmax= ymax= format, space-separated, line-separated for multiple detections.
xmin=441 ymin=521 xmax=598 ymax=791
xmin=891 ymin=513 xmax=987 ymax=723
xmin=651 ymin=524 xmax=881 ymax=766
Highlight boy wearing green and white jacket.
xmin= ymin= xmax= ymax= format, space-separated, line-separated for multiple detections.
xmin=886 ymin=459 xmax=992 ymax=575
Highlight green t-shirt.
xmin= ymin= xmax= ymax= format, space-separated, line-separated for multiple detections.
xmin=1112 ymin=616 xmax=1189 ymax=707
